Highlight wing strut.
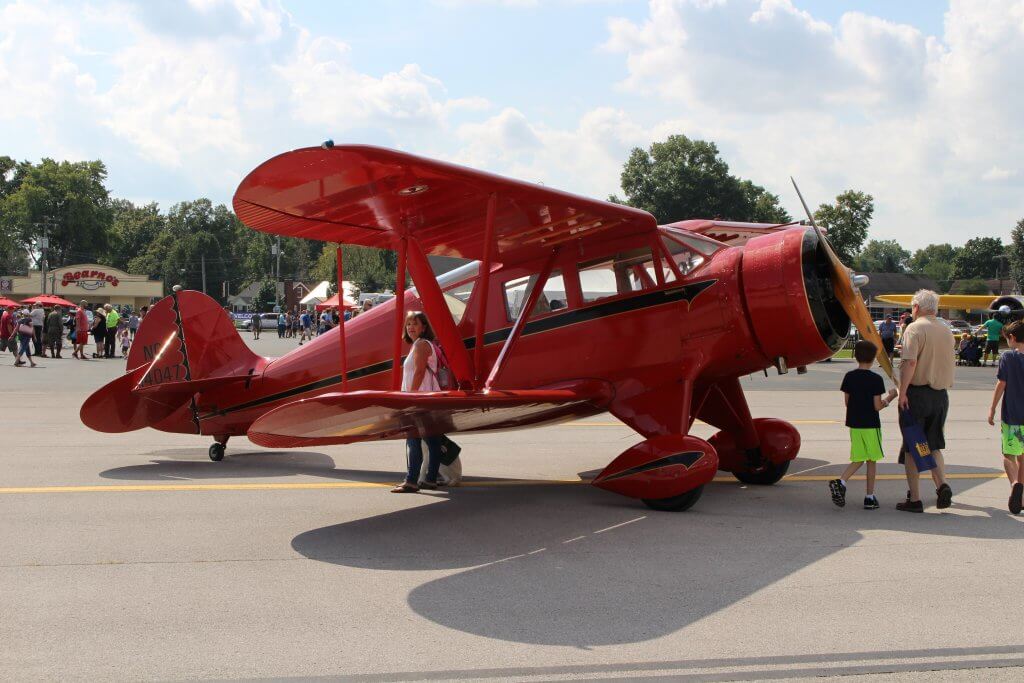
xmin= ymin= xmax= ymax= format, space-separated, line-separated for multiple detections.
xmin=473 ymin=193 xmax=498 ymax=388
xmin=405 ymin=235 xmax=475 ymax=386
xmin=486 ymin=247 xmax=559 ymax=390
xmin=335 ymin=247 xmax=349 ymax=391
xmin=391 ymin=237 xmax=408 ymax=390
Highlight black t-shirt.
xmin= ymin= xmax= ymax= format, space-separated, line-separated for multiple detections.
xmin=840 ymin=368 xmax=885 ymax=428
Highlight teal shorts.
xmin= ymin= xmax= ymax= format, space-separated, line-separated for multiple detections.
xmin=849 ymin=427 xmax=885 ymax=462
xmin=1001 ymin=423 xmax=1024 ymax=457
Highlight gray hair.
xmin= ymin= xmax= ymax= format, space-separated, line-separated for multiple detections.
xmin=911 ymin=289 xmax=939 ymax=314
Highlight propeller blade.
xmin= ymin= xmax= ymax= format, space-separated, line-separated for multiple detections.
xmin=791 ymin=178 xmax=895 ymax=382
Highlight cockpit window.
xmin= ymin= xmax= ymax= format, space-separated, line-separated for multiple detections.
xmin=504 ymin=270 xmax=567 ymax=320
xmin=660 ymin=233 xmax=717 ymax=278
xmin=578 ymin=246 xmax=661 ymax=303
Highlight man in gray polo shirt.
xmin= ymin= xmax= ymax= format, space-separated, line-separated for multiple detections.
xmin=897 ymin=289 xmax=955 ymax=512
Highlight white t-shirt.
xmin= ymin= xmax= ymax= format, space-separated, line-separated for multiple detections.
xmin=401 ymin=339 xmax=439 ymax=392
xmin=30 ymin=308 xmax=44 ymax=326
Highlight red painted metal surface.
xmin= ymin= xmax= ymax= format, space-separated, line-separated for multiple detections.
xmin=247 ymin=380 xmax=613 ymax=448
xmin=709 ymin=418 xmax=802 ymax=472
xmin=81 ymin=145 xmax=856 ymax=508
xmin=592 ymin=435 xmax=718 ymax=500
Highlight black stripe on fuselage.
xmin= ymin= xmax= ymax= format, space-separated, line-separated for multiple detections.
xmin=198 ymin=279 xmax=717 ymax=420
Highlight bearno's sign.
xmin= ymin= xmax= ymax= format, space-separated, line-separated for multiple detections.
xmin=61 ymin=269 xmax=120 ymax=290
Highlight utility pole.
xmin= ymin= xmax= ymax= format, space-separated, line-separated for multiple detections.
xmin=32 ymin=218 xmax=55 ymax=295
xmin=201 ymin=253 xmax=207 ymax=294
xmin=272 ymin=238 xmax=282 ymax=308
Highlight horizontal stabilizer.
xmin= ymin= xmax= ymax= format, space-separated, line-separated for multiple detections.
xmin=247 ymin=379 xmax=613 ymax=448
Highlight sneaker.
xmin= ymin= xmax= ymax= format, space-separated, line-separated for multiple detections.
xmin=936 ymin=483 xmax=953 ymax=509
xmin=896 ymin=499 xmax=924 ymax=513
xmin=829 ymin=479 xmax=847 ymax=507
xmin=864 ymin=496 xmax=880 ymax=510
xmin=1010 ymin=483 xmax=1023 ymax=515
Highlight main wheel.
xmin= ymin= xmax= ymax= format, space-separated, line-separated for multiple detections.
xmin=641 ymin=485 xmax=704 ymax=512
xmin=208 ymin=443 xmax=225 ymax=462
xmin=732 ymin=460 xmax=789 ymax=485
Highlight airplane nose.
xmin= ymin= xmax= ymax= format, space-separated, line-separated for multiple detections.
xmin=740 ymin=227 xmax=850 ymax=368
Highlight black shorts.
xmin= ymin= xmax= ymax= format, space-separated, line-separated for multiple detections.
xmin=882 ymin=337 xmax=895 ymax=354
xmin=985 ymin=339 xmax=1000 ymax=354
xmin=905 ymin=385 xmax=949 ymax=451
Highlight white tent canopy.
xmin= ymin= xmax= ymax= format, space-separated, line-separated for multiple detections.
xmin=299 ymin=280 xmax=356 ymax=307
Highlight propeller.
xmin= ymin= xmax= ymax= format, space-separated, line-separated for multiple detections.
xmin=790 ymin=178 xmax=896 ymax=382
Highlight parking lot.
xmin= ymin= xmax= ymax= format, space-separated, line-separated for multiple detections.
xmin=1 ymin=335 xmax=1022 ymax=680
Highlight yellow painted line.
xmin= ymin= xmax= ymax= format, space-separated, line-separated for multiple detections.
xmin=569 ymin=420 xmax=840 ymax=427
xmin=0 ymin=472 xmax=1004 ymax=494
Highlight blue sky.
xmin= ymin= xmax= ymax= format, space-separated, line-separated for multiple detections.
xmin=1 ymin=0 xmax=1021 ymax=250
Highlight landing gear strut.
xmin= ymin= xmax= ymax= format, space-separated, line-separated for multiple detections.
xmin=209 ymin=436 xmax=229 ymax=462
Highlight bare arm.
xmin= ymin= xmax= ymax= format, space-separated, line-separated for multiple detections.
xmin=989 ymin=380 xmax=1006 ymax=426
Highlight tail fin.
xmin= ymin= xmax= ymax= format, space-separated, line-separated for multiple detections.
xmin=81 ymin=290 xmax=261 ymax=433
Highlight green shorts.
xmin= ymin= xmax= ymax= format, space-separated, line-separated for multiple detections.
xmin=849 ymin=428 xmax=885 ymax=462
xmin=1001 ymin=423 xmax=1024 ymax=457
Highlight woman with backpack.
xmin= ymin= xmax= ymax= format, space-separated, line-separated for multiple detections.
xmin=391 ymin=311 xmax=448 ymax=493
xmin=14 ymin=310 xmax=37 ymax=367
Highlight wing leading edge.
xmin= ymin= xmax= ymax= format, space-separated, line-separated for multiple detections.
xmin=233 ymin=145 xmax=657 ymax=266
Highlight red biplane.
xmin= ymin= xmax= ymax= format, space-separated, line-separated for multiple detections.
xmin=82 ymin=144 xmax=889 ymax=511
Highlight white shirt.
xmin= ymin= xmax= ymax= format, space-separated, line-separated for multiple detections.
xmin=31 ymin=308 xmax=44 ymax=326
xmin=401 ymin=338 xmax=438 ymax=392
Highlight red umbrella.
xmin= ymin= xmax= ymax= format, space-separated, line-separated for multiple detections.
xmin=0 ymin=297 xmax=21 ymax=308
xmin=314 ymin=293 xmax=358 ymax=311
xmin=20 ymin=294 xmax=77 ymax=308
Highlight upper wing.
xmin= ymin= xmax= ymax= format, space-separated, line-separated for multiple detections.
xmin=666 ymin=219 xmax=803 ymax=247
xmin=233 ymin=145 xmax=657 ymax=265
xmin=246 ymin=380 xmax=613 ymax=448
xmin=876 ymin=294 xmax=996 ymax=312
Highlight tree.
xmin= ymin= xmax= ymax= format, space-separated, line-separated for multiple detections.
xmin=610 ymin=134 xmax=790 ymax=223
xmin=855 ymin=239 xmax=909 ymax=273
xmin=311 ymin=243 xmax=398 ymax=292
xmin=813 ymin=190 xmax=873 ymax=265
xmin=103 ymin=200 xmax=165 ymax=270
xmin=907 ymin=243 xmax=958 ymax=291
xmin=952 ymin=236 xmax=1004 ymax=280
xmin=948 ymin=278 xmax=992 ymax=295
xmin=0 ymin=158 xmax=113 ymax=267
xmin=252 ymin=280 xmax=277 ymax=311
xmin=1009 ymin=219 xmax=1024 ymax=293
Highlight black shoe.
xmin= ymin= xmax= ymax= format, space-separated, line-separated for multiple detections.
xmin=1010 ymin=483 xmax=1023 ymax=515
xmin=936 ymin=483 xmax=953 ymax=509
xmin=864 ymin=496 xmax=880 ymax=510
xmin=829 ymin=479 xmax=847 ymax=507
xmin=896 ymin=499 xmax=924 ymax=513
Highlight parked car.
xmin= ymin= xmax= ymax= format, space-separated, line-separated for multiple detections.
xmin=241 ymin=312 xmax=280 ymax=330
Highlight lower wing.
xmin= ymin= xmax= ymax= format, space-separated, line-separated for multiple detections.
xmin=246 ymin=379 xmax=613 ymax=448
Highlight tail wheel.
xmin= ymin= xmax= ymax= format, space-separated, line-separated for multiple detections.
xmin=733 ymin=460 xmax=789 ymax=486
xmin=209 ymin=443 xmax=225 ymax=461
xmin=642 ymin=485 xmax=704 ymax=512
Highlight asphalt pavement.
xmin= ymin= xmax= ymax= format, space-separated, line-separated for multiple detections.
xmin=1 ymin=333 xmax=1022 ymax=681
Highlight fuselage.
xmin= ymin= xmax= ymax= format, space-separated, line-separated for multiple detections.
xmin=179 ymin=224 xmax=847 ymax=437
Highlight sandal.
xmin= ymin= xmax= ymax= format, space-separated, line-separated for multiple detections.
xmin=418 ymin=480 xmax=439 ymax=490
xmin=390 ymin=482 xmax=419 ymax=493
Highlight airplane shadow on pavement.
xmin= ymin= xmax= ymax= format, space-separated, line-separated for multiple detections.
xmin=291 ymin=461 xmax=1023 ymax=648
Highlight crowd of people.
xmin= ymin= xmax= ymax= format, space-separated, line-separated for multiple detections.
xmin=0 ymin=301 xmax=144 ymax=366
xmin=831 ymin=288 xmax=1024 ymax=516
xmin=249 ymin=299 xmax=375 ymax=344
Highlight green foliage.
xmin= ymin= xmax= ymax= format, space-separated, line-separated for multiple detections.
xmin=1009 ymin=219 xmax=1024 ymax=293
xmin=855 ymin=239 xmax=909 ymax=273
xmin=948 ymin=278 xmax=992 ymax=295
xmin=813 ymin=190 xmax=873 ymax=265
xmin=611 ymin=134 xmax=790 ymax=223
xmin=252 ymin=280 xmax=277 ymax=312
xmin=0 ymin=157 xmax=113 ymax=267
xmin=311 ymin=243 xmax=399 ymax=292
xmin=103 ymin=200 xmax=165 ymax=270
xmin=951 ymin=236 xmax=1004 ymax=280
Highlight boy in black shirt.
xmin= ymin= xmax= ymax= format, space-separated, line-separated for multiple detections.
xmin=830 ymin=340 xmax=897 ymax=509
